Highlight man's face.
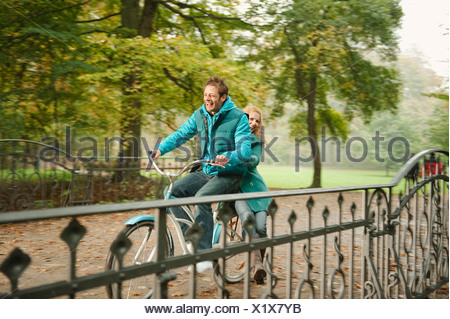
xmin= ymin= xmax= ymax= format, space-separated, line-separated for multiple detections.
xmin=204 ymin=85 xmax=227 ymax=115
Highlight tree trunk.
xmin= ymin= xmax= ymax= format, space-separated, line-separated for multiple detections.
xmin=121 ymin=0 xmax=140 ymax=30
xmin=293 ymin=65 xmax=321 ymax=187
xmin=307 ymin=76 xmax=321 ymax=188
xmin=115 ymin=0 xmax=158 ymax=181
xmin=120 ymin=73 xmax=142 ymax=160
xmin=139 ymin=0 xmax=158 ymax=37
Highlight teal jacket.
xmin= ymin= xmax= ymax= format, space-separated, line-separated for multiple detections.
xmin=240 ymin=134 xmax=272 ymax=212
xmin=158 ymin=96 xmax=252 ymax=175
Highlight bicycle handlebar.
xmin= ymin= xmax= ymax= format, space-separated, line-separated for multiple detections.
xmin=148 ymin=155 xmax=225 ymax=178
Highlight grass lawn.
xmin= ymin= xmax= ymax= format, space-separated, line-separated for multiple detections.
xmin=258 ymin=164 xmax=399 ymax=189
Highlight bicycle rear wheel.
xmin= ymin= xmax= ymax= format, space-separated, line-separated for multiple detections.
xmin=218 ymin=214 xmax=247 ymax=283
xmin=105 ymin=220 xmax=174 ymax=298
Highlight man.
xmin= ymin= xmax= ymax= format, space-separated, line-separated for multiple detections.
xmin=153 ymin=76 xmax=252 ymax=272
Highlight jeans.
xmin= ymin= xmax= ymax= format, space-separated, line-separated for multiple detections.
xmin=234 ymin=199 xmax=267 ymax=239
xmin=166 ymin=170 xmax=242 ymax=251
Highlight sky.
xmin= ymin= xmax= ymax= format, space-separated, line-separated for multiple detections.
xmin=397 ymin=0 xmax=449 ymax=78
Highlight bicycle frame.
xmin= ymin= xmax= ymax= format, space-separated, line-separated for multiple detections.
xmin=123 ymin=157 xmax=224 ymax=260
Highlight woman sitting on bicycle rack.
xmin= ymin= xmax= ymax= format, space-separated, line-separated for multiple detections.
xmin=234 ymin=105 xmax=271 ymax=284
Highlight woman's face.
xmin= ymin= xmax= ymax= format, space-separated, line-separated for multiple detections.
xmin=248 ymin=111 xmax=261 ymax=133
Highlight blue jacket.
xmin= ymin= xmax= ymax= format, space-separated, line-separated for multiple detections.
xmin=158 ymin=96 xmax=252 ymax=175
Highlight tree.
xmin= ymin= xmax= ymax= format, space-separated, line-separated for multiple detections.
xmin=333 ymin=54 xmax=448 ymax=171
xmin=75 ymin=0 xmax=255 ymax=163
xmin=81 ymin=35 xmax=266 ymax=147
xmin=246 ymin=0 xmax=403 ymax=187
xmin=425 ymin=92 xmax=449 ymax=151
xmin=0 ymin=1 xmax=266 ymax=153
xmin=0 ymin=0 xmax=98 ymax=140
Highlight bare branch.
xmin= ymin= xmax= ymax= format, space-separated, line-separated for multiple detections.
xmin=161 ymin=1 xmax=253 ymax=27
xmin=75 ymin=12 xmax=121 ymax=24
xmin=191 ymin=19 xmax=217 ymax=58
xmin=33 ymin=0 xmax=92 ymax=19
xmin=163 ymin=68 xmax=191 ymax=91
xmin=78 ymin=29 xmax=112 ymax=36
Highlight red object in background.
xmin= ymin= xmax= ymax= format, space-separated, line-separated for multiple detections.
xmin=424 ymin=161 xmax=444 ymax=176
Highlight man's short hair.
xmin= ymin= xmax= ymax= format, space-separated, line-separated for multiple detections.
xmin=204 ymin=76 xmax=229 ymax=97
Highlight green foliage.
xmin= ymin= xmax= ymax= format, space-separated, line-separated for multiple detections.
xmin=426 ymin=98 xmax=449 ymax=151
xmin=289 ymin=105 xmax=350 ymax=140
xmin=243 ymin=0 xmax=403 ymax=186
xmin=253 ymin=0 xmax=403 ymax=117
xmin=3 ymin=0 xmax=442 ymax=177
xmin=0 ymin=0 xmax=261 ymax=143
xmin=0 ymin=0 xmax=95 ymax=139
xmin=347 ymin=55 xmax=449 ymax=165
xmin=81 ymin=34 xmax=266 ymax=136
xmin=423 ymin=93 xmax=450 ymax=101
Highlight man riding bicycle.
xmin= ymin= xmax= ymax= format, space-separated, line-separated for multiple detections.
xmin=152 ymin=76 xmax=252 ymax=272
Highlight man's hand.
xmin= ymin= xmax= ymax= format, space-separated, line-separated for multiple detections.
xmin=151 ymin=149 xmax=162 ymax=160
xmin=214 ymin=155 xmax=229 ymax=166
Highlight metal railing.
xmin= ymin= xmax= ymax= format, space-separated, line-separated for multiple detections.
xmin=0 ymin=139 xmax=185 ymax=211
xmin=0 ymin=142 xmax=448 ymax=299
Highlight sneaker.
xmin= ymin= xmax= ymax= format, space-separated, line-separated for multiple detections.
xmin=188 ymin=260 xmax=213 ymax=274
xmin=196 ymin=260 xmax=213 ymax=273
xmin=185 ymin=242 xmax=194 ymax=254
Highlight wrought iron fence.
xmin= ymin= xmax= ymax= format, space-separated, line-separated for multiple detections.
xmin=0 ymin=141 xmax=448 ymax=299
xmin=0 ymin=139 xmax=184 ymax=211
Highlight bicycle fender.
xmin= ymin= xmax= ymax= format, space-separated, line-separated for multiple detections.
xmin=212 ymin=223 xmax=222 ymax=245
xmin=124 ymin=214 xmax=155 ymax=225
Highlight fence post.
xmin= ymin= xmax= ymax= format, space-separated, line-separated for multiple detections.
xmin=154 ymin=207 xmax=169 ymax=299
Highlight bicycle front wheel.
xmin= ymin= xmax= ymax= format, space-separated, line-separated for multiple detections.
xmin=105 ymin=220 xmax=174 ymax=299
xmin=218 ymin=214 xmax=247 ymax=283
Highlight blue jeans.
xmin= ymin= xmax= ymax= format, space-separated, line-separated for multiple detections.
xmin=166 ymin=171 xmax=242 ymax=251
xmin=234 ymin=199 xmax=267 ymax=239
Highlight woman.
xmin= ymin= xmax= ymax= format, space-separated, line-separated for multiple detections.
xmin=235 ymin=105 xmax=271 ymax=284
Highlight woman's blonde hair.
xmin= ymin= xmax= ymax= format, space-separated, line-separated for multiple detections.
xmin=243 ymin=105 xmax=264 ymax=141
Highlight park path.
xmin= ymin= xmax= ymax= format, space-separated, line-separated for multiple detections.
xmin=1 ymin=192 xmax=364 ymax=299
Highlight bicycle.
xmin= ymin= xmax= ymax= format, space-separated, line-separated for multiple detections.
xmin=105 ymin=157 xmax=247 ymax=299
